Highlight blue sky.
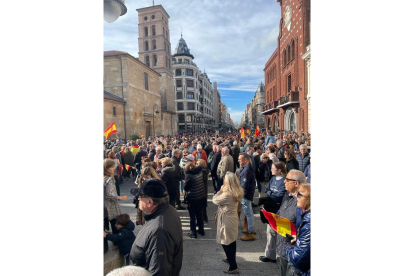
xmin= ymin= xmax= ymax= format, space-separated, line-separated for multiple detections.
xmin=104 ymin=0 xmax=281 ymax=124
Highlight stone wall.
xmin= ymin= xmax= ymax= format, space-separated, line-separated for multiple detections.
xmin=104 ymin=99 xmax=125 ymax=139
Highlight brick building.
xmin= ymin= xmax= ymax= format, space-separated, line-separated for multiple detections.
xmin=263 ymin=0 xmax=310 ymax=133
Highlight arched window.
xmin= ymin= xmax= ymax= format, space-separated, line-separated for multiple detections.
xmin=152 ymin=25 xmax=156 ymax=35
xmin=145 ymin=41 xmax=149 ymax=51
xmin=145 ymin=55 xmax=150 ymax=66
xmin=144 ymin=26 xmax=148 ymax=37
xmin=291 ymin=39 xmax=295 ymax=59
xmin=283 ymin=50 xmax=287 ymax=66
xmin=153 ymin=55 xmax=157 ymax=66
xmin=287 ymin=45 xmax=291 ymax=62
xmin=152 ymin=39 xmax=156 ymax=50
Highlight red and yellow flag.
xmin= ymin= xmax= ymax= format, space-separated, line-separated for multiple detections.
xmin=141 ymin=134 xmax=144 ymax=137
xmin=255 ymin=124 xmax=261 ymax=136
xmin=125 ymin=164 xmax=130 ymax=171
xmin=246 ymin=128 xmax=251 ymax=134
xmin=104 ymin=123 xmax=117 ymax=140
xmin=240 ymin=127 xmax=245 ymax=139
xmin=261 ymin=208 xmax=296 ymax=237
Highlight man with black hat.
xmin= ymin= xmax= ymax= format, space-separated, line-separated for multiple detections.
xmin=129 ymin=178 xmax=183 ymax=276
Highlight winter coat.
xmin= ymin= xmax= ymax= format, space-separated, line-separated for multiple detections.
xmin=134 ymin=150 xmax=148 ymax=166
xmin=124 ymin=152 xmax=134 ymax=166
xmin=192 ymin=150 xmax=208 ymax=163
xmin=238 ymin=163 xmax=256 ymax=201
xmin=265 ymin=135 xmax=276 ymax=146
xmin=204 ymin=144 xmax=213 ymax=157
xmin=129 ymin=203 xmax=183 ymax=276
xmin=253 ymin=153 xmax=261 ymax=172
xmin=286 ymin=158 xmax=299 ymax=173
xmin=256 ymin=160 xmax=273 ymax=182
xmin=231 ymin=145 xmax=240 ymax=163
xmin=276 ymin=193 xmax=298 ymax=258
xmin=296 ymin=153 xmax=310 ymax=173
xmin=213 ymin=192 xmax=239 ymax=245
xmin=161 ymin=164 xmax=179 ymax=200
xmin=276 ymin=146 xmax=286 ymax=163
xmin=217 ymin=154 xmax=234 ymax=180
xmin=210 ymin=151 xmax=222 ymax=177
xmin=172 ymin=156 xmax=182 ymax=181
xmin=285 ymin=210 xmax=311 ymax=275
xmin=104 ymin=177 xmax=121 ymax=220
xmin=105 ymin=220 xmax=135 ymax=256
xmin=304 ymin=164 xmax=311 ymax=183
xmin=184 ymin=166 xmax=207 ymax=210
xmin=265 ymin=176 xmax=286 ymax=213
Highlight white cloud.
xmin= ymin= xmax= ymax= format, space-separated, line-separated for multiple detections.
xmin=227 ymin=107 xmax=245 ymax=124
xmin=104 ymin=0 xmax=281 ymax=90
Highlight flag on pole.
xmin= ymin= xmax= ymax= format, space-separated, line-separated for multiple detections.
xmin=141 ymin=134 xmax=144 ymax=137
xmin=240 ymin=126 xmax=245 ymax=139
xmin=261 ymin=208 xmax=297 ymax=237
xmin=246 ymin=128 xmax=251 ymax=134
xmin=125 ymin=164 xmax=130 ymax=171
xmin=104 ymin=123 xmax=117 ymax=140
xmin=255 ymin=124 xmax=261 ymax=136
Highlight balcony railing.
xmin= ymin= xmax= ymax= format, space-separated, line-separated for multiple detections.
xmin=277 ymin=91 xmax=299 ymax=107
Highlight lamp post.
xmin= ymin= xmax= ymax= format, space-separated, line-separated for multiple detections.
xmin=153 ymin=104 xmax=159 ymax=137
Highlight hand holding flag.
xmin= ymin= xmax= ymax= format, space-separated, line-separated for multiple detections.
xmin=261 ymin=208 xmax=296 ymax=237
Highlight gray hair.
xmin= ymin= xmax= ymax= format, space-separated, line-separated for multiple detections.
xmin=222 ymin=147 xmax=229 ymax=153
xmin=213 ymin=145 xmax=219 ymax=150
xmin=289 ymin=169 xmax=307 ymax=184
xmin=156 ymin=146 xmax=162 ymax=152
xmin=172 ymin=149 xmax=180 ymax=156
xmin=276 ymin=139 xmax=282 ymax=145
xmin=233 ymin=141 xmax=238 ymax=146
xmin=299 ymin=144 xmax=308 ymax=150
xmin=106 ymin=265 xmax=152 ymax=276
xmin=112 ymin=146 xmax=119 ymax=153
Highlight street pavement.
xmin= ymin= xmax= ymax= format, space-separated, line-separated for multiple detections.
xmin=107 ymin=175 xmax=280 ymax=276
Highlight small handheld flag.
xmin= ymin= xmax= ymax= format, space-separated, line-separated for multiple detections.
xmin=125 ymin=164 xmax=130 ymax=171
xmin=141 ymin=134 xmax=144 ymax=137
xmin=240 ymin=127 xmax=245 ymax=139
xmin=246 ymin=128 xmax=251 ymax=134
xmin=261 ymin=208 xmax=296 ymax=237
xmin=255 ymin=124 xmax=261 ymax=136
xmin=104 ymin=123 xmax=117 ymax=140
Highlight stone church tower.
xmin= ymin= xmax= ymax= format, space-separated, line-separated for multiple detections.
xmin=137 ymin=4 xmax=177 ymax=135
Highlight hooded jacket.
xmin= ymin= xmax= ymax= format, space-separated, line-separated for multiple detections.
xmin=161 ymin=164 xmax=179 ymax=200
xmin=184 ymin=166 xmax=207 ymax=210
xmin=105 ymin=220 xmax=135 ymax=256
xmin=238 ymin=163 xmax=256 ymax=201
xmin=129 ymin=203 xmax=183 ymax=276
xmin=296 ymin=153 xmax=310 ymax=172
xmin=285 ymin=210 xmax=311 ymax=275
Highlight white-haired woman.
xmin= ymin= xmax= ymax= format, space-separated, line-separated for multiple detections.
xmin=213 ymin=172 xmax=244 ymax=274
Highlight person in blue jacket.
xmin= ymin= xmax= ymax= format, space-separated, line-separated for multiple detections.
xmin=285 ymin=184 xmax=311 ymax=276
xmin=265 ymin=131 xmax=276 ymax=146
xmin=104 ymin=213 xmax=136 ymax=265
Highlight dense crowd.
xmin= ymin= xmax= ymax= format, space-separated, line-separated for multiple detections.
xmin=103 ymin=130 xmax=311 ymax=276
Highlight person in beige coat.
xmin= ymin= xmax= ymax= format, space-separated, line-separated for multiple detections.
xmin=213 ymin=171 xmax=244 ymax=274
xmin=216 ymin=147 xmax=234 ymax=191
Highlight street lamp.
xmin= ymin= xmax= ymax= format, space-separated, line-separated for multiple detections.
xmin=153 ymin=104 xmax=159 ymax=137
xmin=104 ymin=0 xmax=127 ymax=23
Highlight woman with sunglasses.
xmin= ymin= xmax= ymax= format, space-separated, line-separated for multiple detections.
xmin=285 ymin=184 xmax=311 ymax=276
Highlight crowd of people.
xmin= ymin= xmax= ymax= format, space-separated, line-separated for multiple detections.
xmin=103 ymin=130 xmax=311 ymax=276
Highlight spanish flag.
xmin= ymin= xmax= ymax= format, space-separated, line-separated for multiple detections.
xmin=240 ymin=126 xmax=245 ymax=139
xmin=246 ymin=128 xmax=251 ymax=134
xmin=125 ymin=164 xmax=130 ymax=171
xmin=104 ymin=123 xmax=117 ymax=140
xmin=255 ymin=124 xmax=261 ymax=136
xmin=141 ymin=134 xmax=144 ymax=137
xmin=261 ymin=208 xmax=296 ymax=237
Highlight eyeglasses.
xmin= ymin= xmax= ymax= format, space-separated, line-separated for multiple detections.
xmin=285 ymin=178 xmax=297 ymax=183
xmin=263 ymin=157 xmax=269 ymax=159
xmin=296 ymin=192 xmax=307 ymax=199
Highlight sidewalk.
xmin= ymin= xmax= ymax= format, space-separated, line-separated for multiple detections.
xmin=107 ymin=176 xmax=280 ymax=276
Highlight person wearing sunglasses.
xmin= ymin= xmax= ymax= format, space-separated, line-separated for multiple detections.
xmin=275 ymin=170 xmax=306 ymax=276
xmin=285 ymin=184 xmax=311 ymax=276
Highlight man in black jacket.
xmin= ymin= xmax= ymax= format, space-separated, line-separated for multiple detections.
xmin=276 ymin=140 xmax=286 ymax=163
xmin=172 ymin=149 xmax=185 ymax=210
xmin=210 ymin=145 xmax=222 ymax=194
xmin=134 ymin=148 xmax=148 ymax=173
xmin=130 ymin=179 xmax=183 ymax=276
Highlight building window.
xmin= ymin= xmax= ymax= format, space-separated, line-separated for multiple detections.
xmin=145 ymin=41 xmax=149 ymax=51
xmin=175 ymin=69 xmax=181 ymax=76
xmin=144 ymin=16 xmax=147 ymax=21
xmin=287 ymin=74 xmax=292 ymax=92
xmin=144 ymin=26 xmax=148 ymax=37
xmin=153 ymin=55 xmax=157 ymax=66
xmin=291 ymin=40 xmax=295 ymax=59
xmin=145 ymin=55 xmax=150 ymax=66
xmin=113 ymin=106 xmax=117 ymax=116
xmin=186 ymin=69 xmax=193 ymax=76
xmin=184 ymin=59 xmax=190 ymax=64
xmin=188 ymin=102 xmax=195 ymax=110
xmin=176 ymin=92 xmax=183 ymax=99
xmin=287 ymin=45 xmax=291 ymax=61
xmin=151 ymin=15 xmax=155 ymax=19
xmin=144 ymin=72 xmax=149 ymax=90
xmin=187 ymin=92 xmax=194 ymax=99
xmin=176 ymin=80 xmax=182 ymax=87
xmin=152 ymin=40 xmax=156 ymax=50
xmin=283 ymin=49 xmax=287 ymax=66
xmin=152 ymin=25 xmax=156 ymax=35
xmin=178 ymin=59 xmax=182 ymax=64
xmin=177 ymin=102 xmax=183 ymax=110
xmin=178 ymin=114 xmax=185 ymax=123
xmin=187 ymin=80 xmax=194 ymax=87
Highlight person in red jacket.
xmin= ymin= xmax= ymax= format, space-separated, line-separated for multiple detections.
xmin=192 ymin=144 xmax=207 ymax=163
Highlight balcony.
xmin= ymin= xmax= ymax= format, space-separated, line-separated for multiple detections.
xmin=277 ymin=91 xmax=299 ymax=108
xmin=261 ymin=100 xmax=279 ymax=115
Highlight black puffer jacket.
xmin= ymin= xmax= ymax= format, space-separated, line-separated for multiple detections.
xmin=231 ymin=145 xmax=240 ymax=163
xmin=161 ymin=164 xmax=179 ymax=200
xmin=286 ymin=158 xmax=299 ymax=173
xmin=276 ymin=146 xmax=286 ymax=163
xmin=256 ymin=160 xmax=273 ymax=182
xmin=129 ymin=203 xmax=183 ymax=276
xmin=296 ymin=153 xmax=310 ymax=172
xmin=276 ymin=193 xmax=298 ymax=258
xmin=105 ymin=220 xmax=135 ymax=256
xmin=184 ymin=166 xmax=207 ymax=210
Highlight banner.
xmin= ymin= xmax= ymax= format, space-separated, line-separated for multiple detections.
xmin=104 ymin=123 xmax=117 ymax=140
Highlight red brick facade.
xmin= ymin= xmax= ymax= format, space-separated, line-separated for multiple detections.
xmin=263 ymin=0 xmax=310 ymax=133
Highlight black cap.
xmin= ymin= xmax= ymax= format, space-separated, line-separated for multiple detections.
xmin=138 ymin=178 xmax=168 ymax=198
